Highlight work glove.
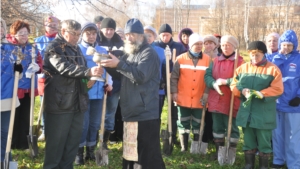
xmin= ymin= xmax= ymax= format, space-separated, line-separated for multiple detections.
xmin=243 ymin=90 xmax=264 ymax=107
xmin=213 ymin=82 xmax=223 ymax=95
xmin=14 ymin=63 xmax=23 ymax=73
xmin=289 ymin=97 xmax=300 ymax=107
xmin=215 ymin=78 xmax=227 ymax=85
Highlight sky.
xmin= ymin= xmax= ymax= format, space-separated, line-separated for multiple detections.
xmin=50 ymin=0 xmax=212 ymax=24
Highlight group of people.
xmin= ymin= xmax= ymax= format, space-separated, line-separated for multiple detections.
xmin=0 ymin=13 xmax=299 ymax=169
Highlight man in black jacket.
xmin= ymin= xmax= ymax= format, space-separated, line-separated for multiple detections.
xmin=43 ymin=19 xmax=103 ymax=169
xmin=101 ymin=18 xmax=165 ymax=169
xmin=97 ymin=17 xmax=124 ymax=148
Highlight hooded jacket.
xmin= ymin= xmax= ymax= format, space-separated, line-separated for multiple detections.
xmin=178 ymin=28 xmax=193 ymax=52
xmin=272 ymin=30 xmax=300 ymax=113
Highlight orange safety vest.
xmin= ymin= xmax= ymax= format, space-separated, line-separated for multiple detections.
xmin=177 ymin=53 xmax=210 ymax=109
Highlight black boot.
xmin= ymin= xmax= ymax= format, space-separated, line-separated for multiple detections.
xmin=103 ymin=130 xmax=111 ymax=150
xmin=179 ymin=133 xmax=189 ymax=152
xmin=210 ymin=138 xmax=225 ymax=161
xmin=259 ymin=152 xmax=270 ymax=169
xmin=85 ymin=145 xmax=96 ymax=161
xmin=193 ymin=134 xmax=199 ymax=141
xmin=75 ymin=147 xmax=84 ymax=165
xmin=243 ymin=149 xmax=256 ymax=169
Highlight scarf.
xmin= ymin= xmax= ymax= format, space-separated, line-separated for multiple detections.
xmin=45 ymin=31 xmax=57 ymax=38
xmin=252 ymin=55 xmax=267 ymax=66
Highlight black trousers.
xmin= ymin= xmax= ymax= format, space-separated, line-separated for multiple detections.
xmin=12 ymin=93 xmax=31 ymax=149
xmin=109 ymin=103 xmax=123 ymax=142
xmin=123 ymin=119 xmax=165 ymax=169
xmin=202 ymin=110 xmax=214 ymax=143
xmin=43 ymin=112 xmax=84 ymax=169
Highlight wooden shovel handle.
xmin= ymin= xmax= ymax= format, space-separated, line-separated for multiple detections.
xmin=165 ymin=47 xmax=172 ymax=133
xmin=100 ymin=72 xmax=109 ymax=139
xmin=29 ymin=47 xmax=35 ymax=136
xmin=6 ymin=71 xmax=20 ymax=153
xmin=226 ymin=49 xmax=239 ymax=145
xmin=199 ymin=103 xmax=207 ymax=142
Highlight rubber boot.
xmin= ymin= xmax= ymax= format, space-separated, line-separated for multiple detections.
xmin=243 ymin=149 xmax=256 ymax=169
xmin=259 ymin=152 xmax=270 ymax=169
xmin=75 ymin=147 xmax=84 ymax=165
xmin=85 ymin=145 xmax=96 ymax=161
xmin=179 ymin=133 xmax=189 ymax=152
xmin=103 ymin=130 xmax=111 ymax=150
xmin=210 ymin=138 xmax=225 ymax=161
xmin=193 ymin=134 xmax=199 ymax=141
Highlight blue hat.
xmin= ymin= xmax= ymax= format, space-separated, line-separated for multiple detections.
xmin=124 ymin=18 xmax=144 ymax=34
xmin=81 ymin=21 xmax=98 ymax=33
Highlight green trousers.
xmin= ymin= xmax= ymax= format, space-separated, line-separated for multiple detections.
xmin=242 ymin=123 xmax=272 ymax=153
xmin=212 ymin=113 xmax=240 ymax=143
xmin=177 ymin=106 xmax=202 ymax=134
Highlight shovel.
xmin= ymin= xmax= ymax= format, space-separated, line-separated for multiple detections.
xmin=27 ymin=47 xmax=38 ymax=158
xmin=3 ymin=71 xmax=20 ymax=169
xmin=218 ymin=49 xmax=239 ymax=166
xmin=95 ymin=72 xmax=109 ymax=166
xmin=161 ymin=45 xmax=174 ymax=156
xmin=33 ymin=96 xmax=44 ymax=136
xmin=190 ymin=103 xmax=208 ymax=154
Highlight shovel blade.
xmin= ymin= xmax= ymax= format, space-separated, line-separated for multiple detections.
xmin=95 ymin=148 xmax=109 ymax=166
xmin=218 ymin=146 xmax=236 ymax=166
xmin=3 ymin=153 xmax=18 ymax=169
xmin=161 ymin=130 xmax=173 ymax=156
xmin=190 ymin=141 xmax=208 ymax=154
xmin=27 ymin=135 xmax=38 ymax=158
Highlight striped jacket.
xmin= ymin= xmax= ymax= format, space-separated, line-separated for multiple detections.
xmin=171 ymin=51 xmax=210 ymax=109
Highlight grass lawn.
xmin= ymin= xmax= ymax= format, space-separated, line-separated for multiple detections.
xmin=11 ymin=51 xmax=266 ymax=169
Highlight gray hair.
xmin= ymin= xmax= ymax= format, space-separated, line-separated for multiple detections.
xmin=61 ymin=19 xmax=81 ymax=31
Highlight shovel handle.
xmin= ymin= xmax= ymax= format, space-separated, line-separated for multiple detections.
xmin=226 ymin=49 xmax=239 ymax=148
xmin=6 ymin=72 xmax=20 ymax=153
xmin=29 ymin=47 xmax=36 ymax=136
xmin=99 ymin=72 xmax=109 ymax=142
xmin=198 ymin=103 xmax=207 ymax=143
xmin=165 ymin=46 xmax=172 ymax=133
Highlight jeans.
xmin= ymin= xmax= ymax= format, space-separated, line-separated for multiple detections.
xmin=79 ymin=99 xmax=103 ymax=147
xmin=105 ymin=91 xmax=120 ymax=131
xmin=1 ymin=111 xmax=11 ymax=162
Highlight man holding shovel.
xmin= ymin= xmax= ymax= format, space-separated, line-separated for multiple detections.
xmin=170 ymin=33 xmax=210 ymax=152
xmin=101 ymin=18 xmax=165 ymax=169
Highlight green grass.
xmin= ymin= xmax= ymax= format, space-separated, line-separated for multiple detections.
xmin=11 ymin=79 xmax=275 ymax=169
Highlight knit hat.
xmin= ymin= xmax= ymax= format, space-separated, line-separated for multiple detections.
xmin=204 ymin=35 xmax=219 ymax=46
xmin=94 ymin=16 xmax=104 ymax=23
xmin=247 ymin=41 xmax=267 ymax=53
xmin=124 ymin=18 xmax=144 ymax=34
xmin=158 ymin=24 xmax=172 ymax=35
xmin=188 ymin=33 xmax=204 ymax=48
xmin=81 ymin=22 xmax=98 ymax=33
xmin=100 ymin=18 xmax=116 ymax=30
xmin=144 ymin=25 xmax=157 ymax=38
xmin=44 ymin=16 xmax=59 ymax=26
xmin=221 ymin=35 xmax=239 ymax=48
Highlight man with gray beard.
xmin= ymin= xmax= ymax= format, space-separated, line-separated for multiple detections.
xmin=101 ymin=18 xmax=165 ymax=169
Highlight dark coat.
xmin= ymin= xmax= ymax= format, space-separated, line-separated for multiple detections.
xmin=105 ymin=40 xmax=160 ymax=122
xmin=97 ymin=32 xmax=124 ymax=94
xmin=43 ymin=33 xmax=90 ymax=114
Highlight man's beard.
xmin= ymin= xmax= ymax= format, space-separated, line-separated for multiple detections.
xmin=124 ymin=38 xmax=143 ymax=55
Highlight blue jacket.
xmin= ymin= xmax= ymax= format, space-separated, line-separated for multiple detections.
xmin=79 ymin=41 xmax=107 ymax=100
xmin=35 ymin=35 xmax=55 ymax=59
xmin=266 ymin=52 xmax=278 ymax=62
xmin=1 ymin=44 xmax=15 ymax=100
xmin=272 ymin=30 xmax=300 ymax=113
xmin=151 ymin=43 xmax=166 ymax=95
xmin=1 ymin=43 xmax=38 ymax=90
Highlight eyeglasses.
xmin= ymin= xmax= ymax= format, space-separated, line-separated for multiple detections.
xmin=15 ymin=31 xmax=29 ymax=37
xmin=66 ymin=31 xmax=81 ymax=37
